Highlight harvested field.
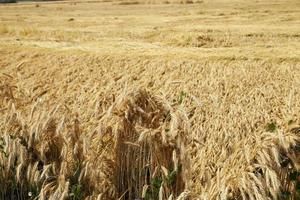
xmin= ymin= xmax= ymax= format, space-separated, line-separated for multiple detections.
xmin=0 ymin=0 xmax=300 ymax=199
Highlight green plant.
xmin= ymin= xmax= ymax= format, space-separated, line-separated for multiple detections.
xmin=266 ymin=122 xmax=277 ymax=132
xmin=69 ymin=162 xmax=83 ymax=200
xmin=145 ymin=177 xmax=162 ymax=200
xmin=166 ymin=165 xmax=182 ymax=186
xmin=178 ymin=91 xmax=187 ymax=104
xmin=70 ymin=183 xmax=82 ymax=200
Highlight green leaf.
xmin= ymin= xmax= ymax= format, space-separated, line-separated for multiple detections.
xmin=70 ymin=184 xmax=82 ymax=200
xmin=294 ymin=143 xmax=300 ymax=152
xmin=151 ymin=177 xmax=162 ymax=189
xmin=148 ymin=177 xmax=163 ymax=199
xmin=266 ymin=122 xmax=277 ymax=132
xmin=296 ymin=180 xmax=300 ymax=190
xmin=281 ymin=191 xmax=291 ymax=200
xmin=178 ymin=91 xmax=187 ymax=104
xmin=288 ymin=171 xmax=298 ymax=181
xmin=167 ymin=170 xmax=177 ymax=185
xmin=288 ymin=119 xmax=294 ymax=125
xmin=166 ymin=165 xmax=182 ymax=186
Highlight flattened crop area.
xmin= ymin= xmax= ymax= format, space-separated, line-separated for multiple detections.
xmin=0 ymin=0 xmax=300 ymax=199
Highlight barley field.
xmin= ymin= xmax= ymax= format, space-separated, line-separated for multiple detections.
xmin=0 ymin=0 xmax=300 ymax=199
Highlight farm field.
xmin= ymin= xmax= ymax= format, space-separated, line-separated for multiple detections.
xmin=0 ymin=0 xmax=300 ymax=199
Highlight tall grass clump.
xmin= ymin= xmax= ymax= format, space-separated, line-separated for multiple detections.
xmin=100 ymin=89 xmax=191 ymax=199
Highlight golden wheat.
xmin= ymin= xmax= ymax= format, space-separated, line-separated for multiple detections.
xmin=0 ymin=0 xmax=300 ymax=199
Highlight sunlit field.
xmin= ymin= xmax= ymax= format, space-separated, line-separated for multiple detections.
xmin=0 ymin=0 xmax=299 ymax=199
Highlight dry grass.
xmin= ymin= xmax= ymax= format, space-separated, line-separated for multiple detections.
xmin=0 ymin=0 xmax=300 ymax=199
xmin=0 ymin=25 xmax=10 ymax=34
xmin=115 ymin=0 xmax=202 ymax=4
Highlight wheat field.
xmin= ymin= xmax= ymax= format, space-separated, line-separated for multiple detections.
xmin=0 ymin=0 xmax=300 ymax=199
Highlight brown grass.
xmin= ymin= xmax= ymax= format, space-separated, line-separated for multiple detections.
xmin=0 ymin=25 xmax=10 ymax=35
xmin=117 ymin=0 xmax=200 ymax=4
